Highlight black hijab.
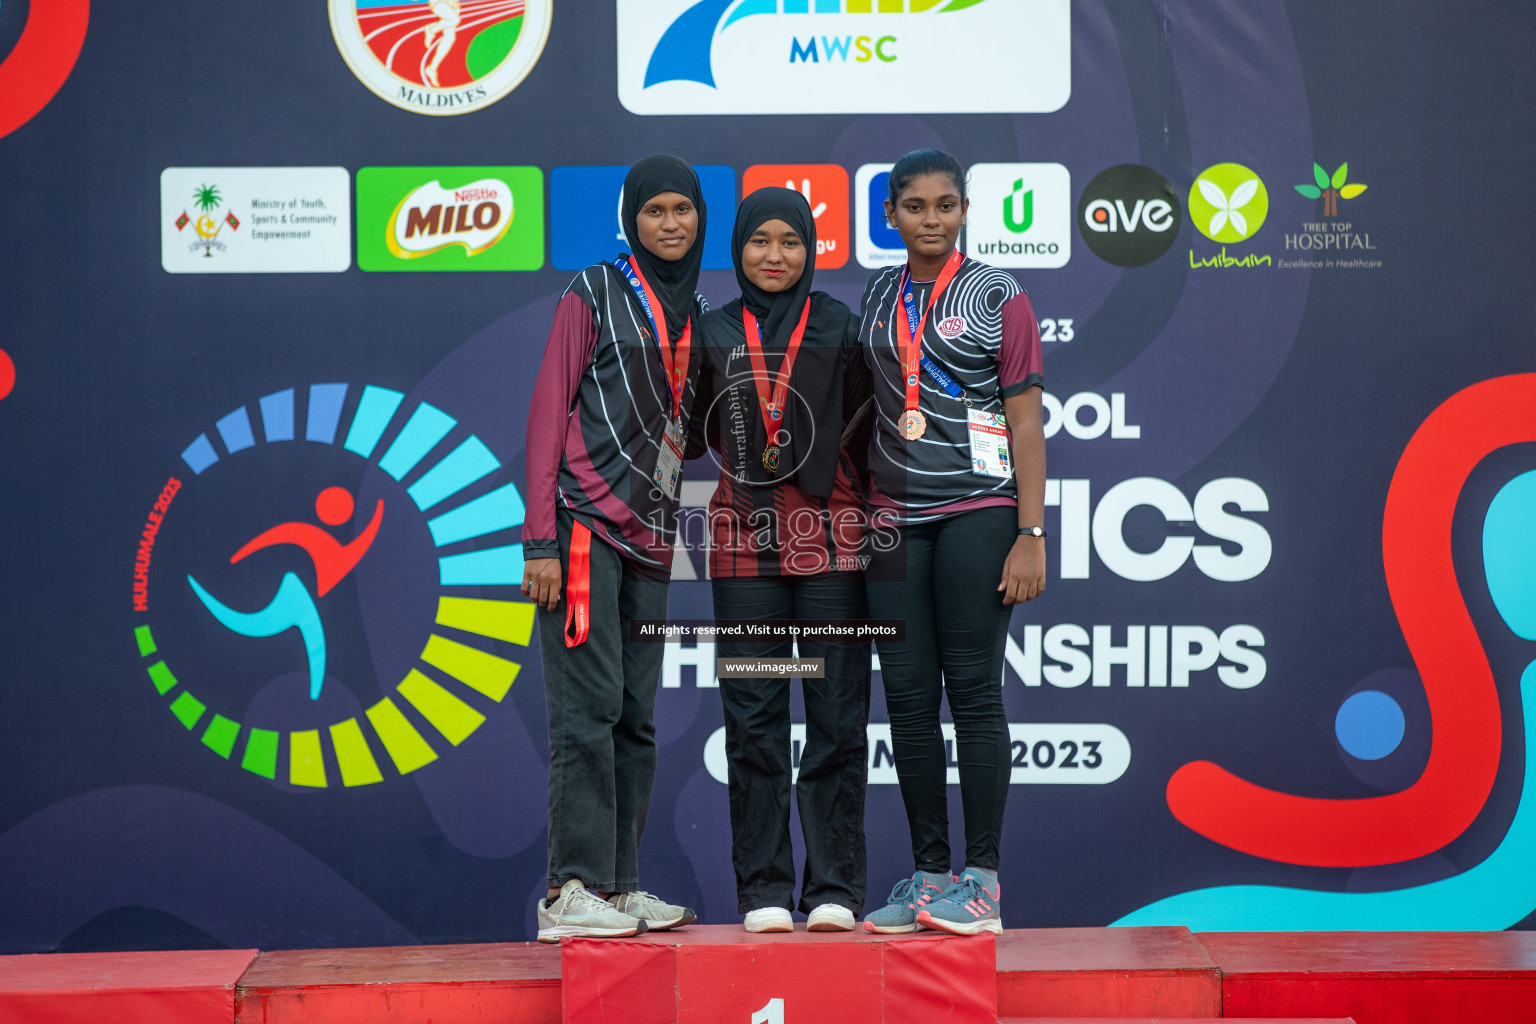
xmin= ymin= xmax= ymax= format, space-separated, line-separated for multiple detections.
xmin=732 ymin=187 xmax=817 ymax=347
xmin=621 ymin=155 xmax=706 ymax=339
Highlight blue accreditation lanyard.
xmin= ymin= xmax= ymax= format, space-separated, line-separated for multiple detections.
xmin=613 ymin=255 xmax=691 ymax=420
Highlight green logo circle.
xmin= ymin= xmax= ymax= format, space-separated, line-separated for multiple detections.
xmin=1188 ymin=163 xmax=1269 ymax=243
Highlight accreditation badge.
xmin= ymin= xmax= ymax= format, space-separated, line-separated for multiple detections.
xmin=654 ymin=417 xmax=686 ymax=500
xmin=967 ymin=408 xmax=1011 ymax=479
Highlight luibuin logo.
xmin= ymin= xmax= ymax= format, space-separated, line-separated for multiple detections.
xmin=618 ymin=0 xmax=1069 ymax=116
xmin=1295 ymin=162 xmax=1367 ymax=217
xmin=329 ymin=0 xmax=552 ymax=116
xmin=1188 ymin=163 xmax=1269 ymax=244
xmin=131 ymin=383 xmax=532 ymax=788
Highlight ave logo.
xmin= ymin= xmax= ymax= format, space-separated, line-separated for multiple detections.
xmin=1077 ymin=164 xmax=1182 ymax=267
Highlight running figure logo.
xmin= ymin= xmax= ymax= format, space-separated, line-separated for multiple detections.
xmin=187 ymin=487 xmax=384 ymax=701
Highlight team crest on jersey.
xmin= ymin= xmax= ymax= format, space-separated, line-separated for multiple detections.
xmin=329 ymin=0 xmax=552 ymax=116
xmin=937 ymin=315 xmax=967 ymax=339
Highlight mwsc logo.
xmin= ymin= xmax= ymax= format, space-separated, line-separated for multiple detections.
xmin=617 ymin=0 xmax=1069 ymax=115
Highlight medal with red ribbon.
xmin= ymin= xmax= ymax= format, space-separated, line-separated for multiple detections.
xmin=742 ymin=299 xmax=811 ymax=475
xmin=896 ymin=249 xmax=964 ymax=441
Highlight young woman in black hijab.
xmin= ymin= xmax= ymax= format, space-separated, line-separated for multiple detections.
xmin=524 ymin=154 xmax=709 ymax=941
xmin=689 ymin=186 xmax=874 ymax=933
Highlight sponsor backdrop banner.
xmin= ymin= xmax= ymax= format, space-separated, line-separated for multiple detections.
xmin=1 ymin=1 xmax=1533 ymax=951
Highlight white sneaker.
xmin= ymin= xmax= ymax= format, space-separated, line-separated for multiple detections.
xmin=806 ymin=904 xmax=855 ymax=931
xmin=537 ymin=879 xmax=646 ymax=943
xmin=743 ymin=907 xmax=794 ymax=933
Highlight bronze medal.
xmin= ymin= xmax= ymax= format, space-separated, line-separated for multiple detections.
xmin=762 ymin=443 xmax=782 ymax=474
xmin=901 ymin=409 xmax=928 ymax=441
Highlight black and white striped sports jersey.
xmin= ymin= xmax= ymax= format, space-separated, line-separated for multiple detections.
xmin=858 ymin=255 xmax=1044 ymax=524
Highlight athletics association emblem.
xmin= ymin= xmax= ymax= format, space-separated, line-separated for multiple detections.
xmin=131 ymin=382 xmax=533 ymax=789
xmin=329 ymin=0 xmax=553 ymax=116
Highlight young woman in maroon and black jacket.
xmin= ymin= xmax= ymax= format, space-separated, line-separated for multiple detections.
xmin=687 ymin=187 xmax=875 ymax=934
xmin=522 ymin=155 xmax=708 ymax=942
xmin=857 ymin=150 xmax=1047 ymax=937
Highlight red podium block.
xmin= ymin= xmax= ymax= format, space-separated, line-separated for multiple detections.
xmin=561 ymin=924 xmax=996 ymax=1024
xmin=0 ymin=948 xmax=257 ymax=1024
xmin=1201 ymin=931 xmax=1536 ymax=1024
xmin=233 ymin=942 xmax=561 ymax=1024
xmin=994 ymin=927 xmax=1221 ymax=1017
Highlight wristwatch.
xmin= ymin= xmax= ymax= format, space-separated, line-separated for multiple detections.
xmin=1018 ymin=526 xmax=1047 ymax=539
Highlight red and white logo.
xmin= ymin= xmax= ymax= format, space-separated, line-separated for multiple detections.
xmin=937 ymin=316 xmax=967 ymax=339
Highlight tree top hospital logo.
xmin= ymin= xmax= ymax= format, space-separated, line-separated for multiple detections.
xmin=131 ymin=383 xmax=532 ymax=789
xmin=329 ymin=0 xmax=552 ymax=115
xmin=616 ymin=0 xmax=1070 ymax=116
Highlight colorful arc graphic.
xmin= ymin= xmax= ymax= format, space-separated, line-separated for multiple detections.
xmin=139 ymin=383 xmax=533 ymax=788
xmin=1165 ymin=374 xmax=1536 ymax=867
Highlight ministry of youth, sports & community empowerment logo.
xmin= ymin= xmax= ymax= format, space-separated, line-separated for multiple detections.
xmin=330 ymin=0 xmax=552 ymax=115
xmin=130 ymin=383 xmax=532 ymax=788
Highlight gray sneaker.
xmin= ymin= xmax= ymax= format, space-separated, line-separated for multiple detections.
xmin=608 ymin=890 xmax=697 ymax=930
xmin=862 ymin=872 xmax=951 ymax=933
xmin=537 ymin=879 xmax=647 ymax=942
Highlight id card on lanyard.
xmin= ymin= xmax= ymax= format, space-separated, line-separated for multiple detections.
xmin=967 ymin=408 xmax=1011 ymax=479
xmin=614 ymin=256 xmax=691 ymax=501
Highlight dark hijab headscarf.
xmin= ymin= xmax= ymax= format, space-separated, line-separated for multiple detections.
xmin=732 ymin=187 xmax=817 ymax=348
xmin=622 ymin=154 xmax=707 ymax=339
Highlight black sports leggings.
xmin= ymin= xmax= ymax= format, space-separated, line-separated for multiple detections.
xmin=864 ymin=504 xmax=1016 ymax=872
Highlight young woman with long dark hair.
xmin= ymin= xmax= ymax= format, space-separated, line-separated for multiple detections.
xmin=857 ymin=149 xmax=1047 ymax=936
xmin=523 ymin=155 xmax=709 ymax=941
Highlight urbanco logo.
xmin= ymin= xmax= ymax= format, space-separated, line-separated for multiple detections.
xmin=1076 ymin=164 xmax=1181 ymax=267
xmin=616 ymin=0 xmax=1070 ymax=116
xmin=357 ymin=166 xmax=544 ymax=271
xmin=132 ymin=383 xmax=532 ymax=788
xmin=1188 ymin=163 xmax=1269 ymax=244
xmin=329 ymin=0 xmax=552 ymax=116
xmin=967 ymin=163 xmax=1070 ymax=269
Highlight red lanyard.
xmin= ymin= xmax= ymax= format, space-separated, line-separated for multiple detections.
xmin=896 ymin=249 xmax=964 ymax=418
xmin=564 ymin=521 xmax=592 ymax=648
xmin=629 ymin=262 xmax=691 ymax=421
xmin=742 ymin=300 xmax=811 ymax=445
